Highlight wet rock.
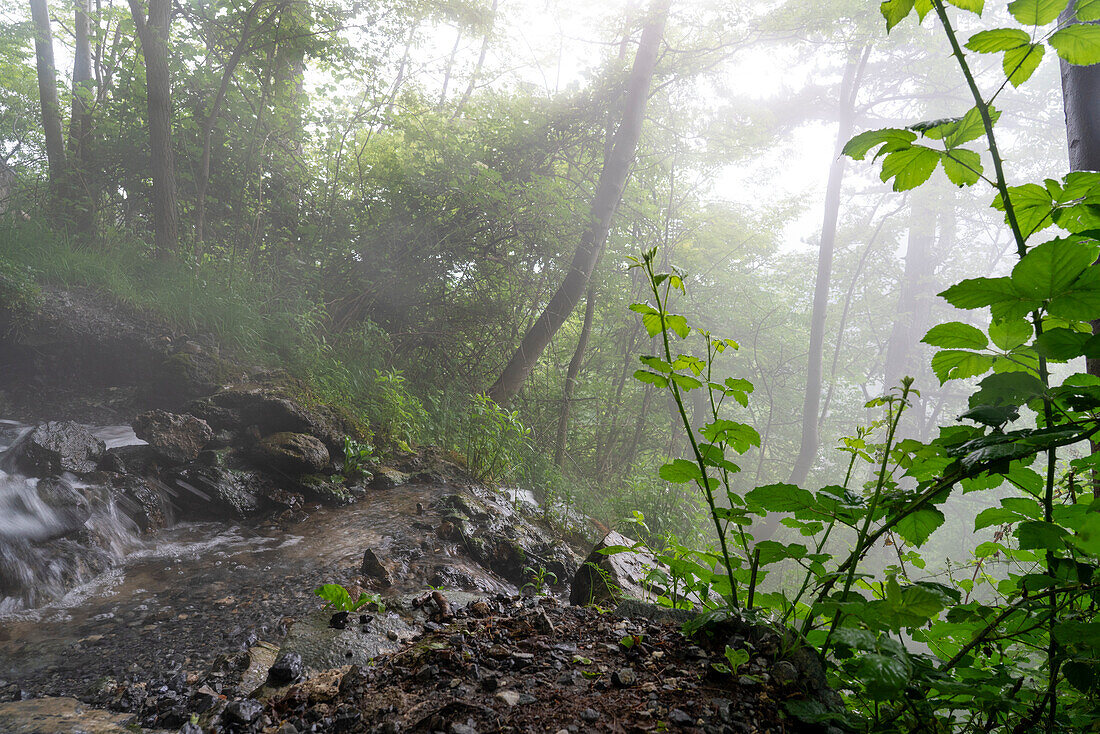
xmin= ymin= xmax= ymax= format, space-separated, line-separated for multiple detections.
xmin=268 ymin=652 xmax=304 ymax=685
xmin=360 ymin=548 xmax=393 ymax=587
xmin=108 ymin=474 xmax=173 ymax=532
xmin=771 ymin=659 xmax=798 ymax=687
xmin=370 ymin=467 xmax=408 ymax=490
xmin=225 ymin=698 xmax=263 ymax=724
xmin=254 ymin=432 xmax=330 ymax=475
xmin=580 ymin=708 xmax=600 ymax=722
xmin=669 ymin=708 xmax=695 ymax=727
xmin=570 ymin=531 xmax=655 ymax=606
xmin=276 ymin=611 xmax=413 ymax=673
xmin=297 ymin=474 xmax=354 ymax=506
xmin=11 ymin=421 xmax=104 ymax=476
xmin=495 ymin=690 xmax=520 ymax=706
xmin=0 ymin=696 xmax=136 ymax=733
xmin=165 ymin=464 xmax=259 ymax=519
xmin=612 ymin=668 xmax=636 ymax=688
xmin=132 ymin=410 xmax=213 ymax=464
xmin=35 ymin=476 xmax=91 ymax=534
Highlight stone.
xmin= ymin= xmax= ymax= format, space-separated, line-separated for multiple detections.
xmin=771 ymin=659 xmax=798 ymax=687
xmin=35 ymin=476 xmax=91 ymax=535
xmin=254 ymin=432 xmax=330 ymax=475
xmin=360 ymin=548 xmax=393 ymax=587
xmin=669 ymin=708 xmax=695 ymax=727
xmin=166 ymin=464 xmax=259 ymax=519
xmin=268 ymin=652 xmax=304 ymax=684
xmin=450 ymin=724 xmax=478 ymax=734
xmin=570 ymin=531 xmax=657 ymax=607
xmin=580 ymin=708 xmax=600 ymax=722
xmin=11 ymin=421 xmax=104 ymax=476
xmin=0 ymin=697 xmax=136 ymax=733
xmin=276 ymin=610 xmax=414 ymax=673
xmin=612 ymin=668 xmax=636 ymax=688
xmin=132 ymin=410 xmax=213 ymax=464
xmin=224 ymin=698 xmax=263 ymax=724
xmin=495 ymin=690 xmax=520 ymax=706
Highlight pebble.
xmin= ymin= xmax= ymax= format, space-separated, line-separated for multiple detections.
xmin=580 ymin=708 xmax=600 ymax=722
xmin=669 ymin=708 xmax=695 ymax=727
xmin=450 ymin=723 xmax=478 ymax=734
xmin=495 ymin=690 xmax=520 ymax=706
xmin=225 ymin=698 xmax=263 ymax=724
xmin=268 ymin=651 xmax=304 ymax=684
xmin=612 ymin=668 xmax=636 ymax=688
xmin=771 ymin=660 xmax=798 ymax=686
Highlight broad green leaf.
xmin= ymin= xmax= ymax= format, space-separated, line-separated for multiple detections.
xmin=1003 ymin=43 xmax=1044 ymax=86
xmin=1077 ymin=0 xmax=1100 ymax=20
xmin=942 ymin=106 xmax=1000 ymax=148
xmin=671 ymin=373 xmax=703 ymax=390
xmin=745 ymin=483 xmax=820 ymax=513
xmin=881 ymin=146 xmax=942 ymax=191
xmin=969 ymin=371 xmax=1047 ymax=407
xmin=881 ymin=0 xmax=916 ymax=30
xmin=1074 ymin=513 xmax=1100 ymax=555
xmin=753 ymin=540 xmax=807 ymax=566
xmin=859 ymin=653 xmax=912 ymax=700
xmin=965 ymin=28 xmax=1030 ymax=52
xmin=1016 ymin=520 xmax=1068 ymax=550
xmin=931 ymin=350 xmax=995 ymax=383
xmin=701 ymin=419 xmax=761 ymax=453
xmin=641 ymin=312 xmax=663 ymax=337
xmin=1054 ymin=620 xmax=1100 ymax=649
xmin=940 ymin=276 xmax=1019 ymax=309
xmin=665 ymin=314 xmax=690 ymax=338
xmin=947 ymin=0 xmax=985 ymax=11
xmin=1035 ymin=327 xmax=1090 ymax=360
xmin=994 ymin=184 xmax=1055 ymax=238
xmin=915 ymin=0 xmax=935 ymax=18
xmin=1011 ymin=238 xmax=1099 ymax=299
xmin=922 ymin=321 xmax=988 ymax=349
xmin=634 ymin=369 xmax=669 ymax=388
xmin=843 ymin=128 xmax=916 ymax=160
xmin=1048 ymin=266 xmax=1100 ymax=320
xmin=660 ymin=459 xmax=704 ymax=484
xmin=976 ymin=506 xmax=1025 ymax=530
xmin=1050 ymin=23 xmax=1100 ymax=65
xmin=639 ymin=355 xmax=672 ymax=373
xmin=1007 ymin=0 xmax=1068 ymax=25
xmin=895 ymin=508 xmax=945 ymax=547
xmin=988 ymin=318 xmax=1032 ymax=350
xmin=942 ymin=149 xmax=982 ymax=186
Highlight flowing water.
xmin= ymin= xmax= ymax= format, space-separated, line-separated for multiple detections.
xmin=0 ymin=420 xmax=512 ymax=698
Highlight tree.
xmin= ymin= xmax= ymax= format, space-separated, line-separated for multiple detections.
xmin=788 ymin=44 xmax=869 ymax=486
xmin=128 ymin=0 xmax=179 ymax=257
xmin=487 ymin=0 xmax=671 ymax=405
xmin=29 ymin=0 xmax=66 ymax=198
xmin=69 ymin=0 xmax=95 ymax=236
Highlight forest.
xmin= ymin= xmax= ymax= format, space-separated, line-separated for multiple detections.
xmin=3 ymin=0 xmax=1100 ymax=731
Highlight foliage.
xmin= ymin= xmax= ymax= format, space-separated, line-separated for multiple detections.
xmin=460 ymin=393 xmax=533 ymax=484
xmin=521 ymin=565 xmax=558 ymax=596
xmin=342 ymin=436 xmax=375 ymax=479
xmin=313 ymin=583 xmax=383 ymax=613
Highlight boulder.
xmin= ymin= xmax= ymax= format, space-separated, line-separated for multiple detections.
xmin=132 ymin=410 xmax=213 ymax=464
xmin=254 ymin=432 xmax=330 ymax=475
xmin=360 ymin=548 xmax=393 ymax=587
xmin=165 ymin=464 xmax=259 ymax=519
xmin=11 ymin=421 xmax=104 ymax=476
xmin=35 ymin=476 xmax=91 ymax=534
xmin=570 ymin=531 xmax=656 ymax=607
xmin=108 ymin=474 xmax=174 ymax=532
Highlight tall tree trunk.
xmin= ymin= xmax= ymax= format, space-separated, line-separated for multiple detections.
xmin=788 ymin=45 xmax=869 ymax=486
xmin=1060 ymin=3 xmax=1100 ymax=385
xmin=129 ymin=0 xmax=179 ymax=257
xmin=884 ymin=190 xmax=936 ymax=390
xmin=69 ymin=0 xmax=96 ymax=236
xmin=487 ymin=0 xmax=670 ymax=405
xmin=30 ymin=0 xmax=66 ymax=198
xmin=438 ymin=28 xmax=462 ymax=110
xmin=452 ymin=0 xmax=498 ymax=119
xmin=554 ymin=280 xmax=597 ymax=468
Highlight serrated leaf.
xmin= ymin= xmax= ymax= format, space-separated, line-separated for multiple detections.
xmin=881 ymin=146 xmax=942 ymax=191
xmin=859 ymin=654 xmax=912 ymax=700
xmin=943 ymin=106 xmax=1000 ymax=148
xmin=1048 ymin=265 xmax=1100 ymax=320
xmin=1050 ymin=23 xmax=1100 ymax=65
xmin=659 ymin=459 xmax=703 ymax=484
xmin=701 ymin=419 xmax=761 ymax=452
xmin=745 ymin=483 xmax=820 ymax=513
xmin=942 ymin=148 xmax=983 ymax=186
xmin=947 ymin=0 xmax=985 ymax=11
xmin=842 ymin=128 xmax=916 ymax=160
xmin=922 ymin=321 xmax=989 ymax=349
xmin=881 ymin=0 xmax=916 ymax=30
xmin=1076 ymin=0 xmax=1100 ymax=20
xmin=1016 ymin=520 xmax=1068 ymax=550
xmin=1035 ymin=327 xmax=1090 ymax=360
xmin=671 ymin=373 xmax=703 ymax=390
xmin=931 ymin=350 xmax=995 ymax=383
xmin=1004 ymin=43 xmax=1044 ymax=86
xmin=895 ymin=508 xmax=945 ymax=547
xmin=665 ymin=314 xmax=690 ymax=338
xmin=940 ymin=276 xmax=1020 ymax=309
xmin=1010 ymin=238 xmax=1099 ymax=299
xmin=965 ymin=28 xmax=1030 ymax=52
xmin=639 ymin=355 xmax=672 ymax=373
xmin=634 ymin=369 xmax=669 ymax=388
xmin=1007 ymin=0 xmax=1068 ymax=25
xmin=988 ymin=318 xmax=1033 ymax=350
xmin=994 ymin=183 xmax=1056 ymax=238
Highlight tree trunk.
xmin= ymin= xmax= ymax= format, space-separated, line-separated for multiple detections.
xmin=30 ymin=0 xmax=66 ymax=198
xmin=788 ymin=45 xmax=869 ymax=486
xmin=487 ymin=0 xmax=670 ymax=405
xmin=1060 ymin=3 xmax=1100 ymax=384
xmin=554 ymin=279 xmax=597 ymax=468
xmin=69 ymin=0 xmax=96 ymax=236
xmin=438 ymin=28 xmax=462 ymax=110
xmin=129 ymin=0 xmax=179 ymax=257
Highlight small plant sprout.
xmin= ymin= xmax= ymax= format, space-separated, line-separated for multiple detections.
xmin=521 ymin=565 xmax=558 ymax=596
xmin=314 ymin=583 xmax=383 ymax=613
xmin=710 ymin=645 xmax=750 ymax=676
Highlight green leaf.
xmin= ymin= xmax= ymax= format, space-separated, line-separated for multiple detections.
xmin=671 ymin=373 xmax=703 ymax=391
xmin=634 ymin=369 xmax=669 ymax=388
xmin=1010 ymin=238 xmax=1099 ymax=299
xmin=994 ymin=184 xmax=1055 ymax=238
xmin=842 ymin=128 xmax=916 ymax=160
xmin=639 ymin=355 xmax=672 ymax=373
xmin=895 ymin=508 xmax=946 ymax=547
xmin=922 ymin=321 xmax=989 ymax=349
xmin=988 ymin=318 xmax=1033 ymax=350
xmin=1035 ymin=327 xmax=1090 ymax=360
xmin=1007 ymin=0 xmax=1068 ymax=25
xmin=880 ymin=0 xmax=916 ymax=30
xmin=1050 ymin=23 xmax=1100 ymax=65
xmin=660 ymin=459 xmax=704 ymax=484
xmin=943 ymin=106 xmax=1001 ymax=148
xmin=965 ymin=28 xmax=1030 ymax=52
xmin=969 ymin=371 xmax=1047 ymax=407
xmin=745 ymin=483 xmax=821 ymax=513
xmin=1016 ymin=520 xmax=1069 ymax=551
xmin=665 ymin=314 xmax=690 ymax=338
xmin=942 ymin=148 xmax=982 ymax=186
xmin=1076 ymin=0 xmax=1100 ymax=20
xmin=753 ymin=540 xmax=807 ymax=566
xmin=880 ymin=146 xmax=942 ymax=191
xmin=701 ymin=419 xmax=761 ymax=452
xmin=940 ymin=276 xmax=1020 ymax=309
xmin=976 ymin=506 xmax=1025 ymax=530
xmin=1003 ymin=43 xmax=1044 ymax=86
xmin=1074 ymin=513 xmax=1100 ymax=555
xmin=1048 ymin=266 xmax=1100 ymax=321
xmin=859 ymin=653 xmax=912 ymax=700
xmin=931 ymin=350 xmax=995 ymax=383
xmin=947 ymin=0 xmax=985 ymax=11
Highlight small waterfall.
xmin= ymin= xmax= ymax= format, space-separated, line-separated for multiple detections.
xmin=0 ymin=420 xmax=146 ymax=613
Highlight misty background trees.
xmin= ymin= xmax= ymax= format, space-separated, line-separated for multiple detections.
xmin=0 ymin=0 xmax=1076 ymax=539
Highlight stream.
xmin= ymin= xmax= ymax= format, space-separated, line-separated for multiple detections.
xmin=0 ymin=419 xmax=512 ymax=699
